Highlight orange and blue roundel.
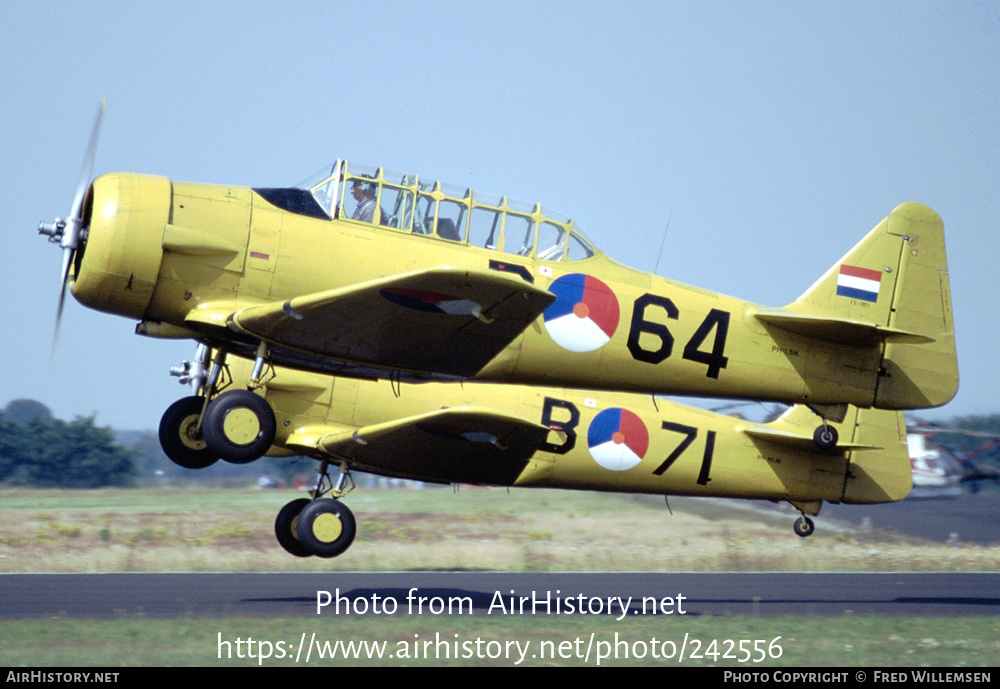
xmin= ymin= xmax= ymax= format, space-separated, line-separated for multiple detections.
xmin=543 ymin=274 xmax=620 ymax=352
xmin=587 ymin=408 xmax=649 ymax=471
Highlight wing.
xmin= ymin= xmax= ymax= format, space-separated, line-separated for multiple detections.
xmin=288 ymin=407 xmax=551 ymax=486
xmin=226 ymin=266 xmax=554 ymax=378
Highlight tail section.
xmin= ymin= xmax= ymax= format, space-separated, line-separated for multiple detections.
xmin=757 ymin=203 xmax=958 ymax=409
xmin=768 ymin=403 xmax=911 ymax=504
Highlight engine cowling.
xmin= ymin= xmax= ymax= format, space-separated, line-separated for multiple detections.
xmin=71 ymin=172 xmax=169 ymax=319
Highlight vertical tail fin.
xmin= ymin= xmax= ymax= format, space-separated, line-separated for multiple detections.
xmin=776 ymin=203 xmax=958 ymax=409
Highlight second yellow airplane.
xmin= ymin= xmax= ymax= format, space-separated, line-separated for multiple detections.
xmin=163 ymin=356 xmax=911 ymax=558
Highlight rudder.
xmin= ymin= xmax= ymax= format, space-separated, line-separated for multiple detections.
xmin=874 ymin=203 xmax=958 ymax=409
xmin=840 ymin=406 xmax=911 ymax=504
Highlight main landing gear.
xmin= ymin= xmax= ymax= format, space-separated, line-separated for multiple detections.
xmin=159 ymin=389 xmax=278 ymax=467
xmin=160 ymin=345 xmax=277 ymax=468
xmin=274 ymin=460 xmax=358 ymax=558
xmin=160 ymin=344 xmax=358 ymax=558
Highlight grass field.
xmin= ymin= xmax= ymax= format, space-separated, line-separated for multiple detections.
xmin=1 ymin=486 xmax=998 ymax=667
xmin=3 ymin=616 xmax=999 ymax=667
xmin=1 ymin=486 xmax=998 ymax=573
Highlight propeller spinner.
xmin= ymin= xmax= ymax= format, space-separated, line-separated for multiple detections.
xmin=38 ymin=97 xmax=106 ymax=343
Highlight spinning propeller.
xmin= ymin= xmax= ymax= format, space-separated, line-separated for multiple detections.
xmin=38 ymin=97 xmax=105 ymax=346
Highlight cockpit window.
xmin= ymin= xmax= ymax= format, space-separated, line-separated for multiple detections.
xmin=501 ymin=213 xmax=534 ymax=256
xmin=307 ymin=162 xmax=341 ymax=218
xmin=253 ymin=187 xmax=329 ymax=220
xmin=289 ymin=160 xmax=598 ymax=261
xmin=535 ymin=222 xmax=563 ymax=261
xmin=413 ymin=182 xmax=468 ymax=241
xmin=567 ymin=231 xmax=595 ymax=260
xmin=468 ymin=193 xmax=502 ymax=250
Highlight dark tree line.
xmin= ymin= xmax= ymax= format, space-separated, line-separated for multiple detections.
xmin=0 ymin=400 xmax=136 ymax=487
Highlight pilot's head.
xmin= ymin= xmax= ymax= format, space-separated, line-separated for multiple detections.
xmin=351 ymin=177 xmax=376 ymax=200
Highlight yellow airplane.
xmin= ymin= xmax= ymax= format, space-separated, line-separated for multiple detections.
xmin=175 ymin=355 xmax=910 ymax=558
xmin=41 ymin=106 xmax=957 ymax=455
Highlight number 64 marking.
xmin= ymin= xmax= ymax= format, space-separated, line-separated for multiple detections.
xmin=652 ymin=421 xmax=714 ymax=485
xmin=626 ymin=295 xmax=731 ymax=379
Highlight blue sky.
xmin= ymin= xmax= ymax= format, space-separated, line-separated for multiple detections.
xmin=2 ymin=1 xmax=997 ymax=429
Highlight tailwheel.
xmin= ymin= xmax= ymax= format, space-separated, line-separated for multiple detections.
xmin=202 ymin=389 xmax=277 ymax=464
xmin=793 ymin=516 xmax=815 ymax=538
xmin=813 ymin=424 xmax=838 ymax=449
xmin=158 ymin=396 xmax=218 ymax=469
xmin=295 ymin=498 xmax=357 ymax=558
xmin=275 ymin=498 xmax=314 ymax=558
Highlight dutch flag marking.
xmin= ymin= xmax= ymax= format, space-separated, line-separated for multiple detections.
xmin=836 ymin=265 xmax=882 ymax=302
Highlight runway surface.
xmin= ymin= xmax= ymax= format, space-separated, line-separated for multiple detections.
xmin=819 ymin=493 xmax=1000 ymax=545
xmin=2 ymin=572 xmax=998 ymax=619
xmin=3 ymin=494 xmax=996 ymax=620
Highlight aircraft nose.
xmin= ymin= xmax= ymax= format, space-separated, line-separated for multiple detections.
xmin=71 ymin=172 xmax=170 ymax=319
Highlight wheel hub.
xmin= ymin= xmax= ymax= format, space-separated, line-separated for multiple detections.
xmin=179 ymin=415 xmax=207 ymax=450
xmin=221 ymin=408 xmax=262 ymax=445
xmin=311 ymin=513 xmax=344 ymax=542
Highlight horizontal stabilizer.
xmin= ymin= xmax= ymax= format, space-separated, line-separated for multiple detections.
xmin=743 ymin=424 xmax=879 ymax=452
xmin=742 ymin=404 xmax=880 ymax=452
xmin=754 ymin=311 xmax=935 ymax=346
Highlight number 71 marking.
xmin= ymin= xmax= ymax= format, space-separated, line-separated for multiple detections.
xmin=653 ymin=421 xmax=714 ymax=485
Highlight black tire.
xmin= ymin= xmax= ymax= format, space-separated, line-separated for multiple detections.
xmin=275 ymin=498 xmax=314 ymax=558
xmin=295 ymin=498 xmax=357 ymax=558
xmin=202 ymin=390 xmax=276 ymax=464
xmin=813 ymin=425 xmax=838 ymax=449
xmin=158 ymin=396 xmax=219 ymax=469
xmin=793 ymin=516 xmax=815 ymax=538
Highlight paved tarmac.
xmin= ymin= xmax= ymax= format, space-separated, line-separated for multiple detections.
xmin=2 ymin=572 xmax=998 ymax=619
xmin=818 ymin=492 xmax=1000 ymax=545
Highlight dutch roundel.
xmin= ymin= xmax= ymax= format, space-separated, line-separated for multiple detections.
xmin=587 ymin=408 xmax=649 ymax=471
xmin=542 ymin=274 xmax=620 ymax=352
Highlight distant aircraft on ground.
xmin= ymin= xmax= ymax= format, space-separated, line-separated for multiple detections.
xmin=906 ymin=428 xmax=1000 ymax=495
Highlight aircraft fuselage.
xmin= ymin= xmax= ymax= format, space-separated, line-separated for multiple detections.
xmin=69 ymin=170 xmax=956 ymax=412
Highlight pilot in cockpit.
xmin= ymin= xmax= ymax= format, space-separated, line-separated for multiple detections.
xmin=350 ymin=177 xmax=388 ymax=225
